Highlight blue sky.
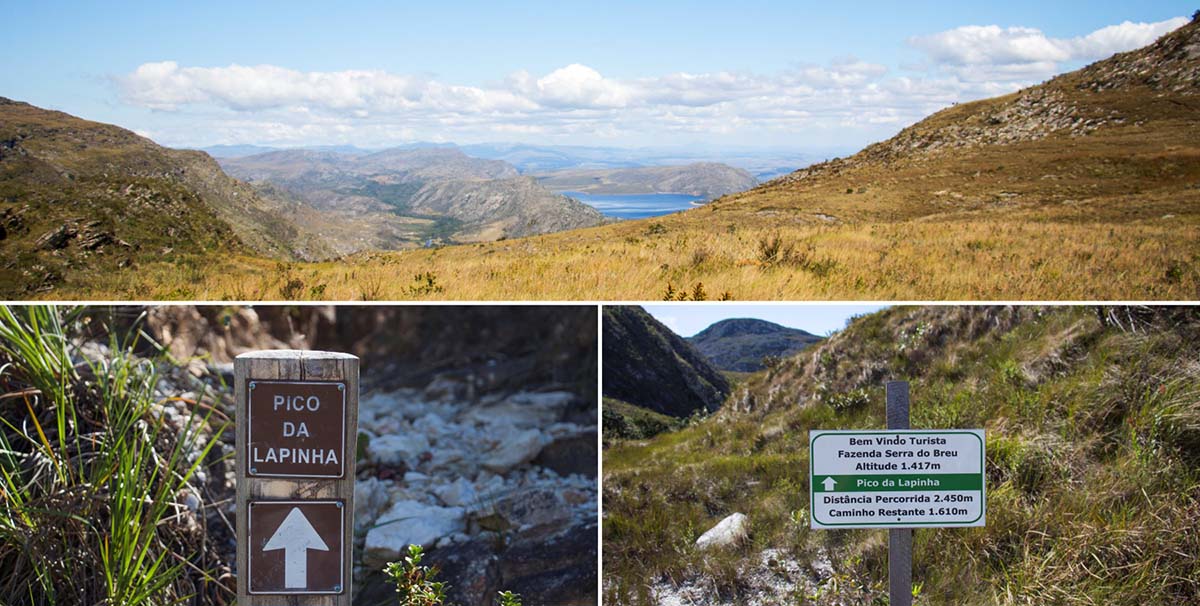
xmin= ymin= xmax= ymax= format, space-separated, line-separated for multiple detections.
xmin=2 ymin=1 xmax=1193 ymax=150
xmin=641 ymin=304 xmax=891 ymax=337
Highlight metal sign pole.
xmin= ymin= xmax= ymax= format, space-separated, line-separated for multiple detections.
xmin=886 ymin=380 xmax=913 ymax=606
xmin=235 ymin=350 xmax=359 ymax=605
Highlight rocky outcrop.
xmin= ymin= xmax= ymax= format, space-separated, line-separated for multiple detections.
xmin=353 ymin=382 xmax=597 ymax=606
xmin=602 ymin=306 xmax=731 ymax=418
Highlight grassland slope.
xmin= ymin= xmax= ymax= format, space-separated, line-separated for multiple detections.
xmin=603 ymin=306 xmax=1200 ymax=605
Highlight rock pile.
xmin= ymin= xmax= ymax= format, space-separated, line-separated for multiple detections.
xmin=354 ymin=385 xmax=597 ymax=606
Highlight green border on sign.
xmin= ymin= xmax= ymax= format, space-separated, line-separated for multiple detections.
xmin=809 ymin=430 xmax=986 ymax=527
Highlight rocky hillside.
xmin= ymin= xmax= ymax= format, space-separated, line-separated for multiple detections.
xmin=220 ymin=147 xmax=603 ymax=247
xmin=773 ymin=14 xmax=1200 ymax=185
xmin=602 ymin=306 xmax=730 ymax=419
xmin=537 ymin=162 xmax=758 ymax=199
xmin=604 ymin=306 xmax=1200 ymax=605
xmin=687 ymin=318 xmax=823 ymax=372
xmin=406 ymin=176 xmax=604 ymax=240
xmin=0 ymin=98 xmax=339 ymax=295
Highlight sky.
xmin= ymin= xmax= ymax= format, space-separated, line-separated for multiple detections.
xmin=2 ymin=1 xmax=1194 ymax=151
xmin=641 ymin=304 xmax=891 ymax=338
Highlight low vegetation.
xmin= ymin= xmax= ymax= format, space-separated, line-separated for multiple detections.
xmin=384 ymin=545 xmax=523 ymax=606
xmin=603 ymin=306 xmax=1200 ymax=605
xmin=0 ymin=306 xmax=229 ymax=605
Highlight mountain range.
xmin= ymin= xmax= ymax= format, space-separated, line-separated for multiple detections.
xmin=535 ymin=163 xmax=758 ymax=199
xmin=218 ymin=147 xmax=605 ymax=250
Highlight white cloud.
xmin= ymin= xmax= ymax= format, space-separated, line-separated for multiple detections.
xmin=115 ymin=16 xmax=1188 ymax=148
xmin=908 ymin=17 xmax=1187 ymax=81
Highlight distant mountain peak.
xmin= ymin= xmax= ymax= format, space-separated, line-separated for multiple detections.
xmin=688 ymin=317 xmax=823 ymax=373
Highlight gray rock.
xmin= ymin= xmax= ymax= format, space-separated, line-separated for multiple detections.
xmin=368 ymin=433 xmax=430 ymax=466
xmin=434 ymin=477 xmax=478 ymax=508
xmin=533 ymin=431 xmax=597 ymax=478
xmin=354 ymin=477 xmax=392 ymax=532
xmin=695 ymin=512 xmax=748 ymax=550
xmin=481 ymin=428 xmax=545 ymax=473
xmin=460 ymin=391 xmax=575 ymax=429
xmin=362 ymin=500 xmax=466 ymax=566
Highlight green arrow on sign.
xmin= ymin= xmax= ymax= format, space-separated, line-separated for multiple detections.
xmin=822 ymin=477 xmax=837 ymax=491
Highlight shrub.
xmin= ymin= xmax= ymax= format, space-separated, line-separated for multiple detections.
xmin=384 ymin=545 xmax=524 ymax=606
xmin=384 ymin=545 xmax=447 ymax=606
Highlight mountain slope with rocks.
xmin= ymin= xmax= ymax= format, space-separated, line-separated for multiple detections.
xmin=687 ymin=318 xmax=824 ymax=372
xmin=537 ymin=162 xmax=758 ymax=199
xmin=605 ymin=306 xmax=1200 ymax=605
xmin=602 ymin=306 xmax=730 ymax=420
xmin=0 ymin=98 xmax=346 ymax=295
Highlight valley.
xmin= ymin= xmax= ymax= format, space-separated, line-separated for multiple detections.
xmin=3 ymin=17 xmax=1200 ymax=300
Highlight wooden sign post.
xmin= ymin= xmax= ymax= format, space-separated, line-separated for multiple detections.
xmin=809 ymin=381 xmax=987 ymax=606
xmin=235 ymin=350 xmax=359 ymax=605
xmin=886 ymin=381 xmax=913 ymax=606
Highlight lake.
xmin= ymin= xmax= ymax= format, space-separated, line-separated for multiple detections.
xmin=560 ymin=191 xmax=704 ymax=219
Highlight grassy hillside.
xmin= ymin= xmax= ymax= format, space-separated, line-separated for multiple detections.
xmin=28 ymin=19 xmax=1200 ymax=300
xmin=0 ymin=97 xmax=341 ymax=297
xmin=603 ymin=306 xmax=1200 ymax=605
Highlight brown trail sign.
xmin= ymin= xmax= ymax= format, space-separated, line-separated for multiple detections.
xmin=235 ymin=350 xmax=359 ymax=605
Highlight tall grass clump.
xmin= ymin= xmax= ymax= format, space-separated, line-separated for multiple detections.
xmin=0 ymin=305 xmax=228 ymax=605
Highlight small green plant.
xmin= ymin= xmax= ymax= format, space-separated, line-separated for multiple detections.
xmin=384 ymin=545 xmax=525 ymax=606
xmin=646 ymin=222 xmax=667 ymax=235
xmin=661 ymin=281 xmax=710 ymax=301
xmin=384 ymin=545 xmax=447 ymax=606
xmin=406 ymin=272 xmax=445 ymax=297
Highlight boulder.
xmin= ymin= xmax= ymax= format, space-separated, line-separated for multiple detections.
xmin=34 ymin=223 xmax=76 ymax=250
xmin=362 ymin=500 xmax=466 ymax=566
xmin=460 ymin=391 xmax=574 ymax=429
xmin=490 ymin=486 xmax=572 ymax=531
xmin=533 ymin=431 xmax=597 ymax=478
xmin=354 ymin=477 xmax=393 ymax=532
xmin=368 ymin=433 xmax=430 ymax=466
xmin=695 ymin=512 xmax=748 ymax=550
xmin=433 ymin=477 xmax=478 ymax=508
xmin=481 ymin=428 xmax=545 ymax=474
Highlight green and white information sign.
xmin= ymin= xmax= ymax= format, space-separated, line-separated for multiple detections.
xmin=809 ymin=429 xmax=986 ymax=529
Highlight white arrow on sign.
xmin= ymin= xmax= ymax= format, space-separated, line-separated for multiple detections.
xmin=263 ymin=507 xmax=330 ymax=588
xmin=822 ymin=477 xmax=837 ymax=491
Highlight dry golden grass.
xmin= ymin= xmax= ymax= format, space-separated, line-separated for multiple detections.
xmin=31 ymin=109 xmax=1200 ymax=301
